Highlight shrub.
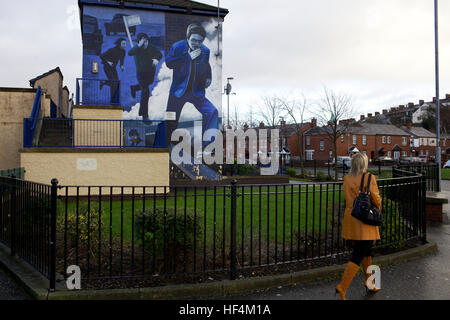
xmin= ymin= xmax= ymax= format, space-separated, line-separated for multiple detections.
xmin=285 ymin=168 xmax=297 ymax=177
xmin=134 ymin=208 xmax=202 ymax=255
xmin=58 ymin=203 xmax=103 ymax=254
xmin=316 ymin=172 xmax=326 ymax=181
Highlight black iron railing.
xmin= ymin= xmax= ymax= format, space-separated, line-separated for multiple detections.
xmin=0 ymin=176 xmax=56 ymax=289
xmin=54 ymin=174 xmax=426 ymax=284
xmin=393 ymin=163 xmax=439 ymax=191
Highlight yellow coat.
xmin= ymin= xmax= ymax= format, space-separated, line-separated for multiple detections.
xmin=341 ymin=173 xmax=381 ymax=241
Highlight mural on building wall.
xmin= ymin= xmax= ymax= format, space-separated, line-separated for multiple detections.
xmin=81 ymin=6 xmax=222 ymax=148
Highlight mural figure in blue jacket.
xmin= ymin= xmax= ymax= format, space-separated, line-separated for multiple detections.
xmin=165 ymin=23 xmax=219 ymax=148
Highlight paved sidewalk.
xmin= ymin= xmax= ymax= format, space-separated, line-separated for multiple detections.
xmin=221 ymin=180 xmax=450 ymax=300
xmin=0 ymin=267 xmax=31 ymax=300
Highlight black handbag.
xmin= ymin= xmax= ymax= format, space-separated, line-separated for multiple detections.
xmin=351 ymin=173 xmax=383 ymax=226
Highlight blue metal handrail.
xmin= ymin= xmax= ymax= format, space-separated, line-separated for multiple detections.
xmin=23 ymin=118 xmax=167 ymax=149
xmin=24 ymin=87 xmax=43 ymax=147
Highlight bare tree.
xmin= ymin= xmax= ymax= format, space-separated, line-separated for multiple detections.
xmin=315 ymin=87 xmax=355 ymax=181
xmin=256 ymin=94 xmax=285 ymax=128
xmin=278 ymin=92 xmax=309 ymax=176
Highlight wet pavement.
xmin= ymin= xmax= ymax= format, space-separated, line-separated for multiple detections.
xmin=0 ymin=267 xmax=31 ymax=300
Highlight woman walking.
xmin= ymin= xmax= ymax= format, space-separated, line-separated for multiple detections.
xmin=335 ymin=153 xmax=382 ymax=300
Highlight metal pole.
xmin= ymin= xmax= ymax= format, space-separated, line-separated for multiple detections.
xmin=10 ymin=174 xmax=17 ymax=257
xmin=435 ymin=0 xmax=442 ymax=192
xmin=49 ymin=178 xmax=58 ymax=292
xmin=230 ymin=179 xmax=237 ymax=280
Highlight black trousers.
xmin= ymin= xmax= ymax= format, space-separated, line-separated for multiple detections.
xmin=349 ymin=240 xmax=373 ymax=265
xmin=103 ymin=63 xmax=119 ymax=104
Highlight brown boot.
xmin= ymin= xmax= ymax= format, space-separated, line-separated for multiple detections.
xmin=362 ymin=256 xmax=380 ymax=293
xmin=335 ymin=262 xmax=359 ymax=300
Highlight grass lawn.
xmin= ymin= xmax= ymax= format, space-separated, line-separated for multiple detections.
xmin=442 ymin=169 xmax=450 ymax=180
xmin=57 ymin=185 xmax=345 ymax=246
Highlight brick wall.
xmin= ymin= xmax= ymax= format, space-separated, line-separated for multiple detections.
xmin=305 ymin=132 xmax=411 ymax=161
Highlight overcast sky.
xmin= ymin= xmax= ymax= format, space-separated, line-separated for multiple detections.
xmin=1 ymin=0 xmax=449 ymax=122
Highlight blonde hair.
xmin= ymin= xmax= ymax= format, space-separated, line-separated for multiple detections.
xmin=349 ymin=153 xmax=368 ymax=176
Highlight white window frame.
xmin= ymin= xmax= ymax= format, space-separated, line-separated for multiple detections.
xmin=320 ymin=140 xmax=325 ymax=152
xmin=387 ymin=151 xmax=392 ymax=157
xmin=382 ymin=136 xmax=386 ymax=144
xmin=402 ymin=137 xmax=407 ymax=146
xmin=306 ymin=150 xmax=314 ymax=161
xmin=362 ymin=135 xmax=367 ymax=146
xmin=306 ymin=136 xmax=311 ymax=146
xmin=341 ymin=135 xmax=344 ymax=143
xmin=353 ymin=135 xmax=357 ymax=145
xmin=387 ymin=136 xmax=391 ymax=144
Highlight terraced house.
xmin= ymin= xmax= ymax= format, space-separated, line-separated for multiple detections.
xmin=304 ymin=122 xmax=411 ymax=162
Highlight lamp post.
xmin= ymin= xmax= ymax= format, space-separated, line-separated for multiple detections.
xmin=225 ymin=77 xmax=234 ymax=128
xmin=434 ymin=0 xmax=442 ymax=191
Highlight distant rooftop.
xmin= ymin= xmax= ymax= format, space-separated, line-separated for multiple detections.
xmin=29 ymin=67 xmax=63 ymax=88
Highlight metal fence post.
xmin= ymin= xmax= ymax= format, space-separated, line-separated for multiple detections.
xmin=10 ymin=174 xmax=17 ymax=257
xmin=421 ymin=173 xmax=427 ymax=244
xmin=230 ymin=179 xmax=237 ymax=280
xmin=49 ymin=178 xmax=58 ymax=292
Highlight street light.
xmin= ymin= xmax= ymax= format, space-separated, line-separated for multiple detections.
xmin=225 ymin=77 xmax=235 ymax=128
xmin=434 ymin=0 xmax=442 ymax=191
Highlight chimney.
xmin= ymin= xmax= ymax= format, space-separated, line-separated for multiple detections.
xmin=244 ymin=123 xmax=249 ymax=132
xmin=419 ymin=100 xmax=425 ymax=106
xmin=280 ymin=120 xmax=286 ymax=128
xmin=398 ymin=105 xmax=405 ymax=110
xmin=375 ymin=112 xmax=380 ymax=116
xmin=311 ymin=118 xmax=317 ymax=128
xmin=391 ymin=107 xmax=397 ymax=112
xmin=382 ymin=109 xmax=388 ymax=114
xmin=408 ymin=102 xmax=414 ymax=108
xmin=406 ymin=122 xmax=412 ymax=130
xmin=367 ymin=113 xmax=373 ymax=118
xmin=259 ymin=122 xmax=265 ymax=129
xmin=446 ymin=94 xmax=450 ymax=99
xmin=360 ymin=115 xmax=365 ymax=121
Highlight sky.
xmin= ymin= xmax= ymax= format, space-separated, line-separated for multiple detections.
xmin=1 ymin=0 xmax=449 ymax=123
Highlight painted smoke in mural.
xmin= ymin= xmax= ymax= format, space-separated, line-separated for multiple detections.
xmin=82 ymin=6 xmax=222 ymax=147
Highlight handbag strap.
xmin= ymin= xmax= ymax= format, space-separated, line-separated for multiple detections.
xmin=359 ymin=173 xmax=372 ymax=195
xmin=359 ymin=173 xmax=366 ymax=193
xmin=366 ymin=173 xmax=372 ymax=195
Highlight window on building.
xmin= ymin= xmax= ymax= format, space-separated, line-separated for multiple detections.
xmin=362 ymin=151 xmax=367 ymax=156
xmin=329 ymin=150 xmax=333 ymax=159
xmin=424 ymin=139 xmax=428 ymax=146
xmin=402 ymin=151 xmax=407 ymax=157
xmin=402 ymin=137 xmax=407 ymax=146
xmin=320 ymin=140 xmax=325 ymax=151
xmin=382 ymin=136 xmax=386 ymax=144
xmin=353 ymin=135 xmax=357 ymax=145
xmin=341 ymin=135 xmax=344 ymax=143
xmin=387 ymin=136 xmax=391 ymax=144
xmin=426 ymin=150 xmax=429 ymax=156
xmin=362 ymin=135 xmax=367 ymax=146
xmin=306 ymin=136 xmax=310 ymax=146
xmin=306 ymin=150 xmax=314 ymax=161
xmin=387 ymin=151 xmax=392 ymax=157
xmin=420 ymin=150 xmax=424 ymax=156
